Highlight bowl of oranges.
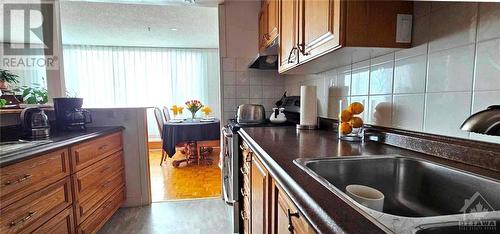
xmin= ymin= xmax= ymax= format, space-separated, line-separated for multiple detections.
xmin=338 ymin=101 xmax=365 ymax=141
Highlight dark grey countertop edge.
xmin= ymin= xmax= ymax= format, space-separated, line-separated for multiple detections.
xmin=238 ymin=128 xmax=365 ymax=234
xmin=0 ymin=126 xmax=125 ymax=167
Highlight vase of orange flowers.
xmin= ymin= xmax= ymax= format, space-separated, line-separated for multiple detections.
xmin=185 ymin=100 xmax=203 ymax=119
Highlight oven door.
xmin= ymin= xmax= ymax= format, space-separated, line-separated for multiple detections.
xmin=222 ymin=126 xmax=238 ymax=205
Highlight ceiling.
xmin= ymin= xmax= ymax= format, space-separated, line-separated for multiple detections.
xmin=60 ymin=1 xmax=219 ymax=48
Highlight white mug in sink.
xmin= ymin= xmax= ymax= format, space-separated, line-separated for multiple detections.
xmin=346 ymin=184 xmax=385 ymax=212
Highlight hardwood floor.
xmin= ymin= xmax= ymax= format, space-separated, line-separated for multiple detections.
xmin=149 ymin=148 xmax=222 ymax=201
xmin=98 ymin=198 xmax=232 ymax=234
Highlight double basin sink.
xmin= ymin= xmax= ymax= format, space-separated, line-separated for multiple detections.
xmin=294 ymin=155 xmax=500 ymax=233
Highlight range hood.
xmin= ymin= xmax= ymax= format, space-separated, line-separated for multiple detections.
xmin=248 ymin=39 xmax=278 ymax=70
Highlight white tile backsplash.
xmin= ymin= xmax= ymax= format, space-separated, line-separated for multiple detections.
xmin=223 ymin=71 xmax=236 ymax=85
xmin=392 ymin=94 xmax=425 ymax=131
xmin=478 ymin=3 xmax=500 ymax=42
xmin=428 ymin=3 xmax=477 ymax=53
xmin=474 ymin=38 xmax=500 ymax=91
xmin=249 ymin=85 xmax=263 ymax=99
xmin=427 ymin=44 xmax=475 ymax=92
xmin=235 ymin=85 xmax=250 ymax=98
xmin=282 ymin=2 xmax=500 ymax=143
xmin=368 ymin=95 xmax=392 ymax=126
xmin=394 ymin=55 xmax=427 ymax=94
xmin=369 ymin=61 xmax=394 ymax=95
xmin=424 ymin=92 xmax=471 ymax=138
xmin=223 ymin=85 xmax=236 ymax=98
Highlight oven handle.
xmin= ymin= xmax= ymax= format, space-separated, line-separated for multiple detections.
xmin=223 ymin=179 xmax=236 ymax=205
xmin=223 ymin=127 xmax=233 ymax=138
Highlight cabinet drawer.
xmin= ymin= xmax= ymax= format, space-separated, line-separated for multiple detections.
xmin=0 ymin=177 xmax=72 ymax=234
xmin=0 ymin=149 xmax=70 ymax=209
xmin=75 ymin=169 xmax=124 ymax=224
xmin=70 ymin=132 xmax=122 ymax=172
xmin=72 ymin=151 xmax=124 ymax=202
xmin=78 ymin=186 xmax=124 ymax=234
xmin=32 ymin=206 xmax=74 ymax=234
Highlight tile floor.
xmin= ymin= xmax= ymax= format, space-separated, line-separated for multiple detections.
xmin=98 ymin=198 xmax=233 ymax=234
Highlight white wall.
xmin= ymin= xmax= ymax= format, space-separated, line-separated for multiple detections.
xmin=219 ymin=1 xmax=285 ymax=123
xmin=284 ymin=2 xmax=500 ymax=143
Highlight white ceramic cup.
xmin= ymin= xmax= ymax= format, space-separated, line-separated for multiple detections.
xmin=346 ymin=184 xmax=385 ymax=212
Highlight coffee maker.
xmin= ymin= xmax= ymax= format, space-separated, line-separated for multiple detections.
xmin=53 ymin=98 xmax=92 ymax=130
xmin=20 ymin=107 xmax=50 ymax=139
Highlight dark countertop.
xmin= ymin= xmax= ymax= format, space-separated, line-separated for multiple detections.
xmin=238 ymin=126 xmax=500 ymax=234
xmin=0 ymin=126 xmax=124 ymax=167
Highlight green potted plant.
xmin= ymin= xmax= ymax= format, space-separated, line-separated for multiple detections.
xmin=0 ymin=69 xmax=20 ymax=90
xmin=14 ymin=84 xmax=48 ymax=104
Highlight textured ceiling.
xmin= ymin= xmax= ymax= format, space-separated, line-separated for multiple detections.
xmin=60 ymin=1 xmax=219 ymax=48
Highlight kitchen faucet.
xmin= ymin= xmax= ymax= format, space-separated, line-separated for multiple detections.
xmin=461 ymin=105 xmax=500 ymax=136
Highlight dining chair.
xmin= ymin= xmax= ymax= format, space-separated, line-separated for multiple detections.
xmin=162 ymin=106 xmax=170 ymax=122
xmin=153 ymin=107 xmax=168 ymax=165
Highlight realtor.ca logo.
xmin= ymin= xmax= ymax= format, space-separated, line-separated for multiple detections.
xmin=1 ymin=1 xmax=58 ymax=70
xmin=459 ymin=192 xmax=497 ymax=231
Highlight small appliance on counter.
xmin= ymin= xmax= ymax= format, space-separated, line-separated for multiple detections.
xmin=269 ymin=107 xmax=286 ymax=124
xmin=53 ymin=97 xmax=92 ymax=130
xmin=236 ymin=104 xmax=266 ymax=124
xmin=20 ymin=107 xmax=50 ymax=139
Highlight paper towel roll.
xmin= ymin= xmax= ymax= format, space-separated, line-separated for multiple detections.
xmin=299 ymin=85 xmax=317 ymax=128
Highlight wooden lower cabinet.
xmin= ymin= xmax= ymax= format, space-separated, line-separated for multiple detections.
xmin=0 ymin=177 xmax=72 ymax=234
xmin=0 ymin=131 xmax=124 ymax=234
xmin=32 ymin=207 xmax=74 ymax=234
xmin=77 ymin=186 xmax=125 ymax=234
xmin=272 ymin=181 xmax=314 ymax=234
xmin=251 ymin=154 xmax=270 ymax=234
xmin=241 ymin=141 xmax=313 ymax=234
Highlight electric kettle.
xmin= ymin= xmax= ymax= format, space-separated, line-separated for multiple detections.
xmin=269 ymin=107 xmax=287 ymax=124
xmin=20 ymin=107 xmax=50 ymax=139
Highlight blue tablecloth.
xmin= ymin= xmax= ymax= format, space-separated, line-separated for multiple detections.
xmin=162 ymin=119 xmax=220 ymax=157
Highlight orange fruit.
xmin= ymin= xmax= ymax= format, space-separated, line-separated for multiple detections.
xmin=339 ymin=109 xmax=353 ymax=122
xmin=339 ymin=122 xmax=352 ymax=135
xmin=348 ymin=102 xmax=364 ymax=114
xmin=349 ymin=117 xmax=363 ymax=128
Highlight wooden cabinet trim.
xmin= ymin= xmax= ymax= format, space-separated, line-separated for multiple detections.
xmin=32 ymin=206 xmax=74 ymax=234
xmin=70 ymin=132 xmax=123 ymax=172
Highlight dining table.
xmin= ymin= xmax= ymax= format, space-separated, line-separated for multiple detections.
xmin=162 ymin=118 xmax=221 ymax=165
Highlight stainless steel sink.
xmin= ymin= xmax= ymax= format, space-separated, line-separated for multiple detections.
xmin=295 ymin=156 xmax=500 ymax=218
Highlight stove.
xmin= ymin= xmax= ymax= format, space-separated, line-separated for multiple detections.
xmin=221 ymin=96 xmax=300 ymax=233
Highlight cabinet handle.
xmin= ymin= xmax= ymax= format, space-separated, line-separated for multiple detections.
xmin=98 ymin=144 xmax=108 ymax=151
xmin=264 ymin=33 xmax=271 ymax=40
xmin=287 ymin=209 xmax=300 ymax=232
xmin=245 ymin=153 xmax=252 ymax=162
xmin=287 ymin=47 xmax=298 ymax=64
xmin=9 ymin=211 xmax=36 ymax=227
xmin=4 ymin=174 xmax=32 ymax=186
xmin=100 ymin=165 xmax=111 ymax=173
xmin=241 ymin=210 xmax=248 ymax=220
xmin=239 ymin=145 xmax=246 ymax=151
xmin=240 ymin=188 xmax=247 ymax=197
xmin=297 ymin=43 xmax=310 ymax=56
xmin=240 ymin=167 xmax=247 ymax=175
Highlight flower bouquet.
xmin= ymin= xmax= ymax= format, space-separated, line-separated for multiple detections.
xmin=170 ymin=105 xmax=184 ymax=119
xmin=185 ymin=100 xmax=203 ymax=119
xmin=201 ymin=106 xmax=212 ymax=118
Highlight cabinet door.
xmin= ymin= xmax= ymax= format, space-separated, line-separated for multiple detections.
xmin=251 ymin=155 xmax=269 ymax=234
xmin=266 ymin=0 xmax=279 ymax=44
xmin=272 ymin=181 xmax=314 ymax=234
xmin=259 ymin=6 xmax=268 ymax=51
xmin=278 ymin=0 xmax=300 ymax=73
xmin=299 ymin=0 xmax=341 ymax=63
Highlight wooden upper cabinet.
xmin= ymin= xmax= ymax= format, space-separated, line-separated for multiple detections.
xmin=278 ymin=0 xmax=413 ymax=74
xmin=251 ymin=154 xmax=269 ymax=234
xmin=259 ymin=0 xmax=279 ymax=52
xmin=299 ymin=0 xmax=341 ymax=63
xmin=278 ymin=0 xmax=299 ymax=73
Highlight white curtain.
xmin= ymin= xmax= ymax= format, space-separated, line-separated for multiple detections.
xmin=63 ymin=45 xmax=220 ymax=138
